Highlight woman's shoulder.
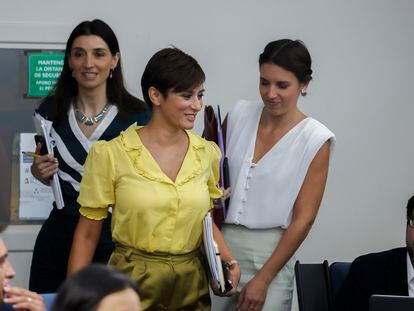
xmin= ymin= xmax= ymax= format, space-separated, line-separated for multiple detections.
xmin=88 ymin=133 xmax=129 ymax=165
xmin=231 ymin=99 xmax=261 ymax=114
xmin=228 ymin=99 xmax=261 ymax=123
xmin=35 ymin=96 xmax=55 ymax=118
xmin=92 ymin=129 xmax=128 ymax=153
xmin=90 ymin=139 xmax=111 ymax=155
xmin=188 ymin=131 xmax=221 ymax=159
xmin=305 ymin=118 xmax=335 ymax=139
xmin=298 ymin=118 xmax=336 ymax=153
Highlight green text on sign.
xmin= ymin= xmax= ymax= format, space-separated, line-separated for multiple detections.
xmin=27 ymin=53 xmax=64 ymax=97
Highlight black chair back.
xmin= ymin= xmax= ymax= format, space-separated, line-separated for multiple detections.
xmin=295 ymin=260 xmax=332 ymax=311
xmin=329 ymin=261 xmax=351 ymax=304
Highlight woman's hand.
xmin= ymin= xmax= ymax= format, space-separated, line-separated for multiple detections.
xmin=30 ymin=142 xmax=58 ymax=185
xmin=226 ymin=261 xmax=241 ymax=296
xmin=213 ymin=187 xmax=231 ymax=209
xmin=211 ymin=261 xmax=241 ymax=297
xmin=3 ymin=285 xmax=46 ymax=311
xmin=237 ymin=276 xmax=268 ymax=311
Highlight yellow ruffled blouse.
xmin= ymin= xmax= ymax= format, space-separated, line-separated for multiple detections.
xmin=78 ymin=125 xmax=222 ymax=254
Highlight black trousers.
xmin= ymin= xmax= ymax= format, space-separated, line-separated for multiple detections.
xmin=29 ymin=208 xmax=114 ymax=293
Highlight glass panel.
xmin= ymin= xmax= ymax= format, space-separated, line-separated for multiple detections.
xmin=0 ymin=48 xmax=63 ymax=224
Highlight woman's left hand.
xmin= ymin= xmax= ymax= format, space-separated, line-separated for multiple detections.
xmin=237 ymin=276 xmax=268 ymax=311
xmin=3 ymin=284 xmax=46 ymax=311
xmin=211 ymin=261 xmax=241 ymax=297
xmin=226 ymin=261 xmax=241 ymax=296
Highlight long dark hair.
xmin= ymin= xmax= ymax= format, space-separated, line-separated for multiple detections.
xmin=51 ymin=264 xmax=140 ymax=311
xmin=48 ymin=19 xmax=147 ymax=126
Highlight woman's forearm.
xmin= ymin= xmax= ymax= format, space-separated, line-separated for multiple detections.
xmin=212 ymin=221 xmax=241 ymax=296
xmin=256 ymin=141 xmax=331 ymax=284
xmin=255 ymin=218 xmax=314 ymax=285
xmin=212 ymin=222 xmax=235 ymax=261
xmin=67 ymin=216 xmax=102 ymax=276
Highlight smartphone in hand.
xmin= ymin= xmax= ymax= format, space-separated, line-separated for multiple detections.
xmin=222 ymin=262 xmax=233 ymax=294
xmin=34 ymin=135 xmax=48 ymax=155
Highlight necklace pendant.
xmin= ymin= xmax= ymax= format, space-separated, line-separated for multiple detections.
xmin=75 ymin=110 xmax=86 ymax=122
xmin=84 ymin=117 xmax=94 ymax=126
xmin=93 ymin=113 xmax=104 ymax=123
xmin=74 ymin=103 xmax=110 ymax=126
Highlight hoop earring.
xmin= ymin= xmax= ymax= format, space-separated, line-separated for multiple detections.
xmin=109 ymin=69 xmax=113 ymax=79
xmin=301 ymin=90 xmax=307 ymax=96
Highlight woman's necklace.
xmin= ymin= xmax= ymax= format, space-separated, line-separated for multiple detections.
xmin=75 ymin=103 xmax=110 ymax=126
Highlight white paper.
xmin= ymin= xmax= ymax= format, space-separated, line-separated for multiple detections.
xmin=203 ymin=212 xmax=226 ymax=292
xmin=33 ymin=112 xmax=64 ymax=209
xmin=19 ymin=133 xmax=55 ymax=219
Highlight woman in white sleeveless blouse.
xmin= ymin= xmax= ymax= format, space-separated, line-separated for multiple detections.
xmin=213 ymin=39 xmax=336 ymax=311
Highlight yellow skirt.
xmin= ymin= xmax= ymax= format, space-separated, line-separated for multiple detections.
xmin=109 ymin=245 xmax=211 ymax=311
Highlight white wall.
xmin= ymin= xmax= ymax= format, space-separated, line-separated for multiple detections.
xmin=1 ymin=0 xmax=414 ymax=308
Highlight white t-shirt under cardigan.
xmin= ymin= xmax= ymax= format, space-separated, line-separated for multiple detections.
xmin=224 ymin=100 xmax=336 ymax=229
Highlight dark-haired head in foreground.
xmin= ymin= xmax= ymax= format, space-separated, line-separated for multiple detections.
xmin=52 ymin=264 xmax=140 ymax=311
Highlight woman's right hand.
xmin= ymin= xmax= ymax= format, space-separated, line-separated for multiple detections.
xmin=30 ymin=142 xmax=58 ymax=185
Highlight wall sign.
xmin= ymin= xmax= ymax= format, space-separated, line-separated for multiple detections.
xmin=27 ymin=52 xmax=64 ymax=97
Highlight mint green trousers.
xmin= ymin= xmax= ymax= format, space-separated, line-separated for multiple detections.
xmin=211 ymin=224 xmax=295 ymax=311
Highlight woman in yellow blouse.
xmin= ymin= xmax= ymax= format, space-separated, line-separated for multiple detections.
xmin=68 ymin=47 xmax=240 ymax=310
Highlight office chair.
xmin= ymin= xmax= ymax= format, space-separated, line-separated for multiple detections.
xmin=329 ymin=261 xmax=351 ymax=304
xmin=41 ymin=293 xmax=56 ymax=311
xmin=295 ymin=260 xmax=332 ymax=311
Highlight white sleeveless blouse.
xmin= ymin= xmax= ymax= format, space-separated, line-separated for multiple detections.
xmin=225 ymin=100 xmax=335 ymax=229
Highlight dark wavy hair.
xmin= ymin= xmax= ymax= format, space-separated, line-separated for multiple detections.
xmin=140 ymin=47 xmax=205 ymax=110
xmin=259 ymin=39 xmax=313 ymax=84
xmin=51 ymin=264 xmax=140 ymax=311
xmin=47 ymin=19 xmax=147 ymax=126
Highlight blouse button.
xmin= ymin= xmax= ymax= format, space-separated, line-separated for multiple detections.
xmin=241 ymin=198 xmax=247 ymax=203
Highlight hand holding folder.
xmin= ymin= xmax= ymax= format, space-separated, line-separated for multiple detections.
xmin=203 ymin=212 xmax=233 ymax=294
xmin=33 ymin=112 xmax=64 ymax=209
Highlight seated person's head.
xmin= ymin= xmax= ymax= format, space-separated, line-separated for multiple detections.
xmin=52 ymin=264 xmax=140 ymax=311
xmin=0 ymin=223 xmax=16 ymax=303
xmin=406 ymin=195 xmax=414 ymax=260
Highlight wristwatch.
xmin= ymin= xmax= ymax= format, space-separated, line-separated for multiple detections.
xmin=224 ymin=259 xmax=239 ymax=269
